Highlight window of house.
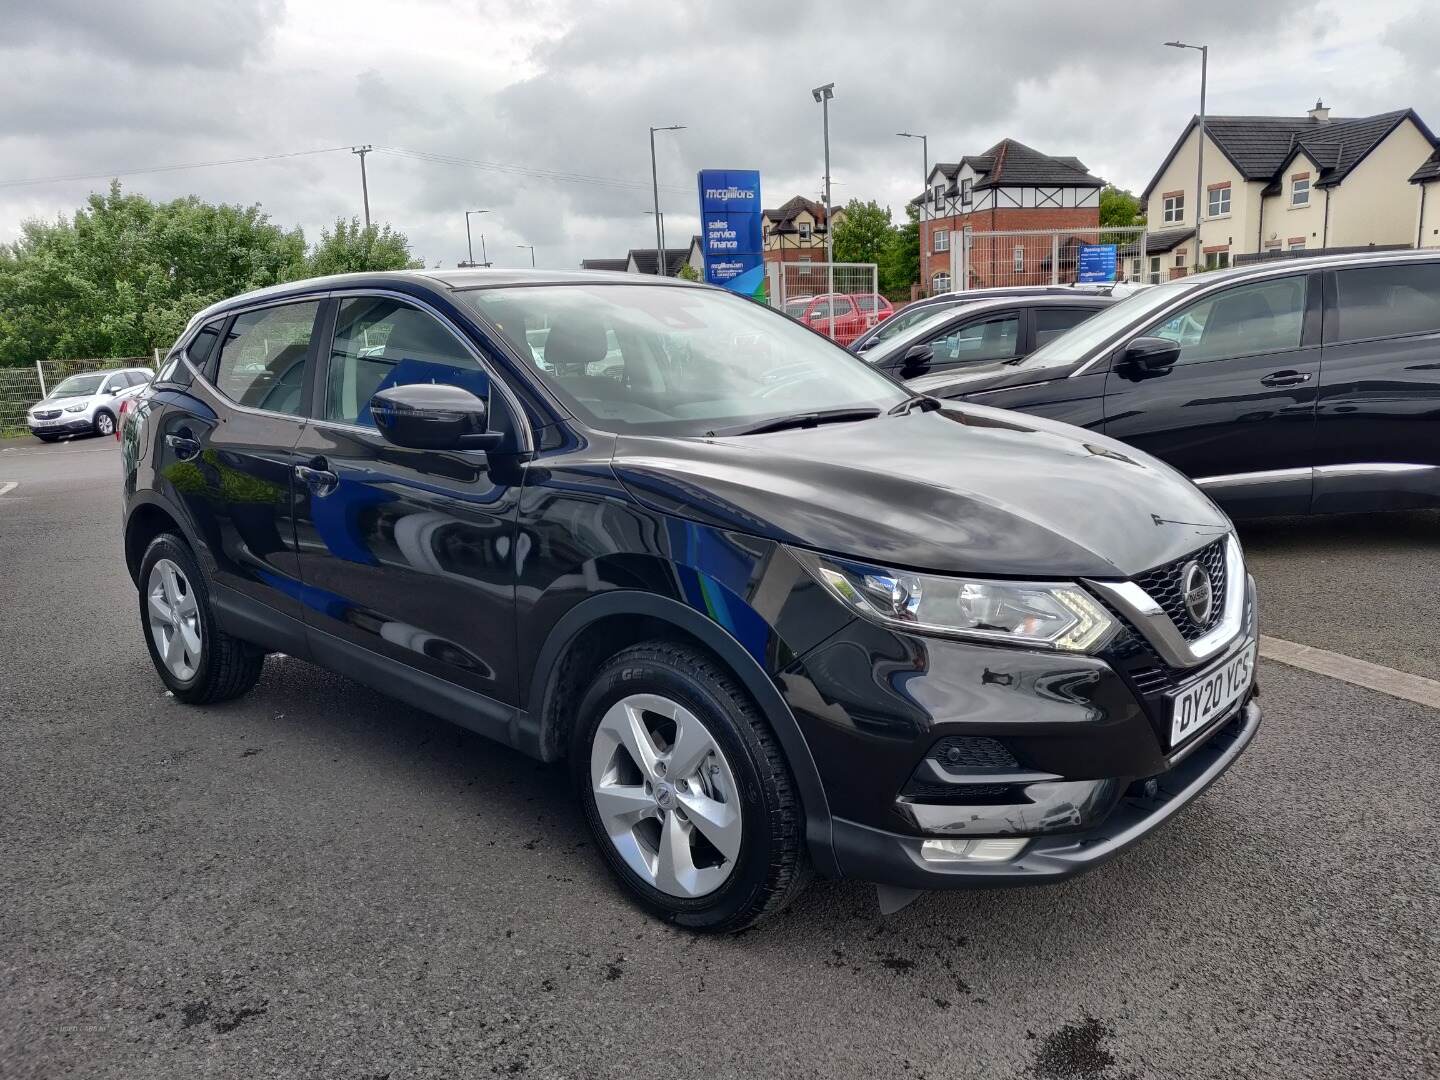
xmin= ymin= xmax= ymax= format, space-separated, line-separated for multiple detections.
xmin=960 ymin=178 xmax=973 ymax=207
xmin=1149 ymin=256 xmax=1162 ymax=284
xmin=1208 ymin=186 xmax=1231 ymax=217
xmin=1204 ymin=249 xmax=1230 ymax=271
xmin=934 ymin=229 xmax=949 ymax=253
xmin=1334 ymin=262 xmax=1440 ymax=342
xmin=1149 ymin=275 xmax=1307 ymax=363
xmin=1291 ymin=177 xmax=1310 ymax=207
xmin=1013 ymin=245 xmax=1024 ymax=273
xmin=798 ymin=222 xmax=812 ymax=240
xmin=1288 ymin=239 xmax=1306 ymax=252
xmin=214 ymin=302 xmax=320 ymax=416
xmin=932 ymin=272 xmax=951 ymax=294
xmin=933 ymin=184 xmax=945 ymax=205
xmin=1174 ymin=252 xmax=1186 ymax=268
xmin=1163 ymin=193 xmax=1185 ymax=224
xmin=325 ymin=297 xmax=486 ymax=426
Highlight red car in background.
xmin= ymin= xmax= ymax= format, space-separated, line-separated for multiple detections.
xmin=794 ymin=293 xmax=893 ymax=345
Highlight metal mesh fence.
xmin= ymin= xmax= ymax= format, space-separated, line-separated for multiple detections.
xmin=767 ymin=261 xmax=882 ymax=345
xmin=1 ymin=356 xmax=155 ymax=436
xmin=950 ymin=227 xmax=1150 ymax=292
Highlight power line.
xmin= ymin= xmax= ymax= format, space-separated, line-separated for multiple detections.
xmin=0 ymin=146 xmax=355 ymax=189
xmin=375 ymin=146 xmax=692 ymax=195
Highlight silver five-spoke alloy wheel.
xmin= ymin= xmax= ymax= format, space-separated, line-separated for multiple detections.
xmin=95 ymin=412 xmax=115 ymax=435
xmin=590 ymin=693 xmax=744 ymax=898
xmin=147 ymin=558 xmax=202 ymax=681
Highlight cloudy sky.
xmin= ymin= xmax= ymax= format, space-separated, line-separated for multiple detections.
xmin=3 ymin=0 xmax=1438 ymax=271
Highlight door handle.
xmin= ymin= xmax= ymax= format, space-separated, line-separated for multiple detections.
xmin=295 ymin=463 xmax=339 ymax=497
xmin=165 ymin=434 xmax=201 ymax=461
xmin=1260 ymin=370 xmax=1313 ymax=388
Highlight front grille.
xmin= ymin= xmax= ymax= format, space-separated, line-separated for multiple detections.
xmin=902 ymin=780 xmax=1016 ymax=802
xmin=929 ymin=736 xmax=1019 ymax=773
xmin=1132 ymin=537 xmax=1228 ymax=640
xmin=32 ymin=410 xmax=60 ymax=421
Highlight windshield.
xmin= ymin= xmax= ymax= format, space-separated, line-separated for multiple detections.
xmin=1015 ymin=277 xmax=1206 ymax=373
xmin=862 ymin=298 xmax=971 ymax=350
xmin=462 ymin=284 xmax=909 ymax=436
xmin=48 ymin=374 xmax=105 ymax=399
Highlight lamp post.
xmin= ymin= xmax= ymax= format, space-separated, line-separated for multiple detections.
xmin=463 ymin=209 xmax=489 ymax=267
xmin=1164 ymin=40 xmax=1208 ymax=274
xmin=812 ymin=83 xmax=835 ymax=339
xmin=645 ymin=210 xmax=666 ymax=262
xmin=649 ymin=124 xmax=686 ymax=276
xmin=516 ymin=244 xmax=536 ymax=268
xmin=897 ymin=131 xmax=927 ymax=288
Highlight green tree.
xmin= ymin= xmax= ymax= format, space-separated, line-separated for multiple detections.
xmin=305 ymin=217 xmax=421 ymax=277
xmin=878 ymin=204 xmax=920 ymax=297
xmin=831 ymin=199 xmax=894 ymax=266
xmin=675 ymin=263 xmax=700 ymax=282
xmin=1099 ymin=184 xmax=1143 ymax=228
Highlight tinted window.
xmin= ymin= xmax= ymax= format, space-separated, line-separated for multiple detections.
xmin=214 ymin=302 xmax=319 ymax=415
xmin=1334 ymin=262 xmax=1440 ymax=342
xmin=186 ymin=320 xmax=223 ymax=370
xmin=1034 ymin=307 xmax=1098 ymax=346
xmin=102 ymin=373 xmax=127 ymax=393
xmin=326 ymin=298 xmax=486 ymax=426
xmin=1149 ymin=276 xmax=1306 ymax=364
xmin=929 ymin=315 xmax=1019 ymax=365
xmin=126 ymin=370 xmax=151 ymax=387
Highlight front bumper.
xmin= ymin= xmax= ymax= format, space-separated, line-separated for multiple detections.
xmin=28 ymin=417 xmax=95 ymax=435
xmin=830 ymin=697 xmax=1260 ymax=888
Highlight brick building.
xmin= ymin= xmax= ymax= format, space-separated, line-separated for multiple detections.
xmin=760 ymin=196 xmax=846 ymax=268
xmin=912 ymin=139 xmax=1105 ymax=292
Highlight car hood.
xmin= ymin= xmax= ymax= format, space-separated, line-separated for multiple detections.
xmin=33 ymin=394 xmax=92 ymax=410
xmin=611 ymin=403 xmax=1229 ymax=579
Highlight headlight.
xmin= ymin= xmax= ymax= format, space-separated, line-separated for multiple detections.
xmin=792 ymin=549 xmax=1118 ymax=652
xmin=64 ymin=402 xmax=88 ymax=413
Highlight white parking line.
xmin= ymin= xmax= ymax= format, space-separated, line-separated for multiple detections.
xmin=1260 ymin=635 xmax=1440 ymax=711
xmin=0 ymin=482 xmax=16 ymax=497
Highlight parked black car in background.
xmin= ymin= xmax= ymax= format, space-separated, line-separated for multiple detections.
xmin=862 ymin=293 xmax=1115 ymax=381
xmin=121 ymin=270 xmax=1259 ymax=930
xmin=914 ymin=251 xmax=1440 ymax=518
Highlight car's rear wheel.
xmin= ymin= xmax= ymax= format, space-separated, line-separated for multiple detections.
xmin=573 ymin=641 xmax=811 ymax=932
xmin=93 ymin=411 xmax=115 ymax=436
xmin=139 ymin=533 xmax=263 ymax=704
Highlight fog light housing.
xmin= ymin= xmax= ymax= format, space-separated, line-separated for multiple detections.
xmin=920 ymin=837 xmax=1029 ymax=863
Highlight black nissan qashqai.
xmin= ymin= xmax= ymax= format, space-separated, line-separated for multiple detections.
xmin=121 ymin=270 xmax=1260 ymax=931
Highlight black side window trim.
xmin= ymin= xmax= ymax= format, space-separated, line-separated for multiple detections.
xmin=208 ymin=298 xmax=326 ymax=419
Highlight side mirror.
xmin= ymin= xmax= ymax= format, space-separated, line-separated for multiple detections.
xmin=370 ymin=383 xmax=502 ymax=452
xmin=1123 ymin=336 xmax=1182 ymax=374
xmin=105 ymin=385 xmax=120 ymax=395
xmin=900 ymin=343 xmax=934 ymax=375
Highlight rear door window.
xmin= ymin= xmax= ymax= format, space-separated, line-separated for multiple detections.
xmin=1334 ymin=262 xmax=1440 ymax=342
xmin=1034 ymin=307 xmax=1098 ymax=347
xmin=214 ymin=302 xmax=321 ymax=416
xmin=929 ymin=314 xmax=1020 ymax=365
xmin=1150 ymin=276 xmax=1307 ymax=364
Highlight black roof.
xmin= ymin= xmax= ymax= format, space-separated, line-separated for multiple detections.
xmin=1143 ymin=109 xmax=1438 ymax=198
xmin=917 ymin=139 xmax=1104 ymax=202
xmin=761 ymin=195 xmax=831 ymax=230
xmin=580 ymin=257 xmax=628 ymax=271
xmin=1142 ymin=227 xmax=1195 ymax=254
xmin=628 ymin=247 xmax=693 ymax=276
xmin=1411 ymin=149 xmax=1440 ymax=184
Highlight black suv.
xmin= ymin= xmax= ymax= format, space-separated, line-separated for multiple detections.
xmin=122 ymin=270 xmax=1260 ymax=931
xmin=913 ymin=251 xmax=1440 ymax=518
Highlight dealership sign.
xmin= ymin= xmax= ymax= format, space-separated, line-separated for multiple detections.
xmin=1078 ymin=243 xmax=1118 ymax=283
xmin=697 ymin=169 xmax=766 ymax=301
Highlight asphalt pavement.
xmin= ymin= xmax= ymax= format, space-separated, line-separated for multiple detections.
xmin=2 ymin=435 xmax=1437 ymax=1080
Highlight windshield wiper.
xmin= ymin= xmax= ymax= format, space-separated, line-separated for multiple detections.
xmin=718 ymin=407 xmax=882 ymax=436
xmin=886 ymin=395 xmax=942 ymax=416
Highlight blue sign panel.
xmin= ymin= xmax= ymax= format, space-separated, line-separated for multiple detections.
xmin=1078 ymin=243 xmax=1117 ymax=283
xmin=697 ymin=169 xmax=765 ymax=300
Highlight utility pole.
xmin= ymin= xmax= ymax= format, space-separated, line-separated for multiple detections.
xmin=1165 ymin=41 xmax=1208 ymax=274
xmin=812 ymin=83 xmax=836 ymax=339
xmin=351 ymin=145 xmax=373 ymax=231
xmin=649 ymin=125 xmax=686 ymax=276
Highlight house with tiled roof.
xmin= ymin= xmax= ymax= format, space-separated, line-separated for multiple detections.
xmin=1411 ymin=148 xmax=1440 ymax=248
xmin=1140 ymin=101 xmax=1439 ymax=277
xmin=760 ymin=196 xmax=846 ymax=269
xmin=911 ymin=139 xmax=1106 ymax=292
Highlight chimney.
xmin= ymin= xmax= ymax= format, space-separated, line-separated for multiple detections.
xmin=1309 ymin=99 xmax=1330 ymax=122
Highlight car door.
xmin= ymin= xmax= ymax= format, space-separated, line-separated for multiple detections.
xmin=157 ymin=300 xmax=321 ymax=631
xmin=1312 ymin=259 xmax=1440 ymax=512
xmin=289 ymin=292 xmax=525 ymax=714
xmin=1102 ymin=271 xmax=1321 ymax=515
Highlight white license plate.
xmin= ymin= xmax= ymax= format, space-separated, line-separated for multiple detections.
xmin=1169 ymin=640 xmax=1256 ymax=749
xmin=33 ymin=419 xmax=59 ymax=427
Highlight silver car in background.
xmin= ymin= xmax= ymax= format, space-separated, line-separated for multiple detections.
xmin=26 ymin=368 xmax=152 ymax=441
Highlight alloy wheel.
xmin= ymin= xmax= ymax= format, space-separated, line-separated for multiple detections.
xmin=95 ymin=413 xmax=115 ymax=435
xmin=589 ymin=692 xmax=743 ymax=898
xmin=147 ymin=558 xmax=202 ymax=681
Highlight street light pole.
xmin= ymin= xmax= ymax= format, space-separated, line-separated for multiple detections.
xmin=645 ymin=210 xmax=667 ymax=260
xmin=517 ymin=244 xmax=536 ymax=268
xmin=897 ymin=132 xmax=927 ymax=289
xmin=812 ymin=83 xmax=836 ymax=339
xmin=351 ymin=145 xmax=373 ymax=230
xmin=1165 ymin=40 xmax=1208 ymax=274
xmin=649 ymin=124 xmax=686 ymax=276
xmin=464 ymin=209 xmax=489 ymax=267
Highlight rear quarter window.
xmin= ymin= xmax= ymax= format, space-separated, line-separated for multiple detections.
xmin=1334 ymin=262 xmax=1440 ymax=342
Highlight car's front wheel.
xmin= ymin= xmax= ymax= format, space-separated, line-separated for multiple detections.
xmin=139 ymin=533 xmax=264 ymax=704
xmin=573 ymin=641 xmax=811 ymax=932
xmin=93 ymin=410 xmax=116 ymax=436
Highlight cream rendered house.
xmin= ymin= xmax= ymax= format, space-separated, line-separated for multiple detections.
xmin=1141 ymin=102 xmax=1439 ymax=274
xmin=1413 ymin=150 xmax=1440 ymax=249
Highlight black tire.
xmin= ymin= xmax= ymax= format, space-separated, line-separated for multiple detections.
xmin=572 ymin=641 xmax=811 ymax=933
xmin=92 ymin=411 xmax=116 ymax=437
xmin=138 ymin=533 xmax=263 ymax=704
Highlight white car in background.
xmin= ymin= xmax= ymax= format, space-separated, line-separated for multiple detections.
xmin=26 ymin=368 xmax=152 ymax=442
